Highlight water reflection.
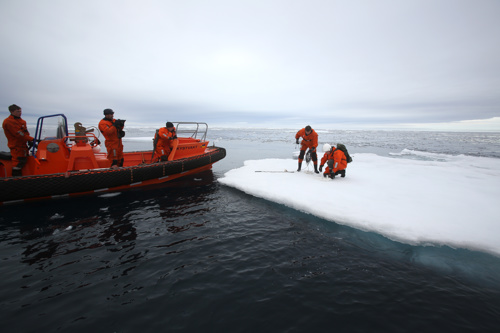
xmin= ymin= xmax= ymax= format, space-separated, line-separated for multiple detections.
xmin=1 ymin=170 xmax=219 ymax=268
xmin=0 ymin=168 xmax=222 ymax=325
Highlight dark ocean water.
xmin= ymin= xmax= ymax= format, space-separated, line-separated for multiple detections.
xmin=1 ymin=129 xmax=500 ymax=332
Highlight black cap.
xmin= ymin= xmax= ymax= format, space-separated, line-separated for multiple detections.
xmin=166 ymin=122 xmax=174 ymax=128
xmin=103 ymin=108 xmax=114 ymax=115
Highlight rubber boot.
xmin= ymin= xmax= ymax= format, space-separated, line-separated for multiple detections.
xmin=119 ymin=158 xmax=124 ymax=167
xmin=329 ymin=172 xmax=335 ymax=179
xmin=12 ymin=167 xmax=22 ymax=177
xmin=314 ymin=164 xmax=319 ymax=174
xmin=111 ymin=159 xmax=119 ymax=169
xmin=16 ymin=157 xmax=27 ymax=169
xmin=297 ymin=161 xmax=302 ymax=172
xmin=339 ymin=170 xmax=346 ymax=178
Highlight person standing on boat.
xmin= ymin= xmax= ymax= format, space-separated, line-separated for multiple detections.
xmin=295 ymin=125 xmax=319 ymax=173
xmin=154 ymin=121 xmax=178 ymax=161
xmin=98 ymin=108 xmax=125 ymax=168
xmin=2 ymin=104 xmax=34 ymax=176
xmin=319 ymin=143 xmax=347 ymax=179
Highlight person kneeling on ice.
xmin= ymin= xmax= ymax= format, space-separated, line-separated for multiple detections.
xmin=319 ymin=143 xmax=347 ymax=179
xmin=154 ymin=121 xmax=178 ymax=161
xmin=295 ymin=125 xmax=319 ymax=173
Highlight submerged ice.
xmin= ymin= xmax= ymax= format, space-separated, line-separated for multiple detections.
xmin=219 ymin=150 xmax=500 ymax=256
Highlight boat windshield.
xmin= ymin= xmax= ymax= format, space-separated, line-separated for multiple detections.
xmin=32 ymin=114 xmax=68 ymax=155
xmin=174 ymin=122 xmax=208 ymax=141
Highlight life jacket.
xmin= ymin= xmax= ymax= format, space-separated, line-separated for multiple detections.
xmin=295 ymin=128 xmax=318 ymax=148
xmin=2 ymin=115 xmax=33 ymax=149
xmin=330 ymin=148 xmax=347 ymax=171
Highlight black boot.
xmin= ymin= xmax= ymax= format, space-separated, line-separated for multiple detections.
xmin=13 ymin=158 xmax=26 ymax=177
xmin=339 ymin=170 xmax=346 ymax=178
xmin=297 ymin=161 xmax=302 ymax=172
xmin=12 ymin=167 xmax=22 ymax=177
xmin=119 ymin=158 xmax=124 ymax=167
xmin=314 ymin=164 xmax=319 ymax=174
xmin=111 ymin=159 xmax=119 ymax=168
xmin=329 ymin=172 xmax=335 ymax=179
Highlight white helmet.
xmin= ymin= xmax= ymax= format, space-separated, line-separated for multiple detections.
xmin=323 ymin=143 xmax=331 ymax=152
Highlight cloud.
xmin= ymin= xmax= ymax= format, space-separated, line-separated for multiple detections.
xmin=1 ymin=0 xmax=499 ymax=130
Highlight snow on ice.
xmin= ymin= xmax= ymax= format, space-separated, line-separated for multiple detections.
xmin=218 ymin=150 xmax=500 ymax=256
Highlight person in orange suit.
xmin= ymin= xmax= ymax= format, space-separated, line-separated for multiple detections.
xmin=295 ymin=125 xmax=319 ymax=173
xmin=154 ymin=121 xmax=178 ymax=161
xmin=319 ymin=143 xmax=347 ymax=179
xmin=98 ymin=108 xmax=125 ymax=168
xmin=2 ymin=104 xmax=34 ymax=176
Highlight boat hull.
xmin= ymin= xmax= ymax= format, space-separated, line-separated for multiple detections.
xmin=0 ymin=146 xmax=225 ymax=204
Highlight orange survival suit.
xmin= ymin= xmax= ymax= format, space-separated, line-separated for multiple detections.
xmin=154 ymin=126 xmax=178 ymax=161
xmin=2 ymin=114 xmax=34 ymax=175
xmin=320 ymin=146 xmax=347 ymax=178
xmin=98 ymin=118 xmax=124 ymax=167
xmin=295 ymin=126 xmax=319 ymax=172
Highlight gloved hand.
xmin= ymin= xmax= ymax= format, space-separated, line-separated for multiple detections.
xmin=319 ymin=165 xmax=323 ymax=172
xmin=310 ymin=147 xmax=316 ymax=152
xmin=171 ymin=135 xmax=177 ymax=140
xmin=295 ymin=138 xmax=299 ymax=144
xmin=27 ymin=140 xmax=34 ymax=149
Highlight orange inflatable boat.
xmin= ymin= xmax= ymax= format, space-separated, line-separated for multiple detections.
xmin=0 ymin=114 xmax=226 ymax=204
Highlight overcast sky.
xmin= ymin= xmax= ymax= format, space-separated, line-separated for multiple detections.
xmin=1 ymin=0 xmax=499 ymax=131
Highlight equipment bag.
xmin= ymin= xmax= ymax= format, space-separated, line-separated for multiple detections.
xmin=336 ymin=143 xmax=353 ymax=163
xmin=305 ymin=150 xmax=312 ymax=164
xmin=153 ymin=129 xmax=160 ymax=151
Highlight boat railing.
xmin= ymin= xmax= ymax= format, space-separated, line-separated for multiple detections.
xmin=64 ymin=132 xmax=101 ymax=149
xmin=173 ymin=122 xmax=208 ymax=141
